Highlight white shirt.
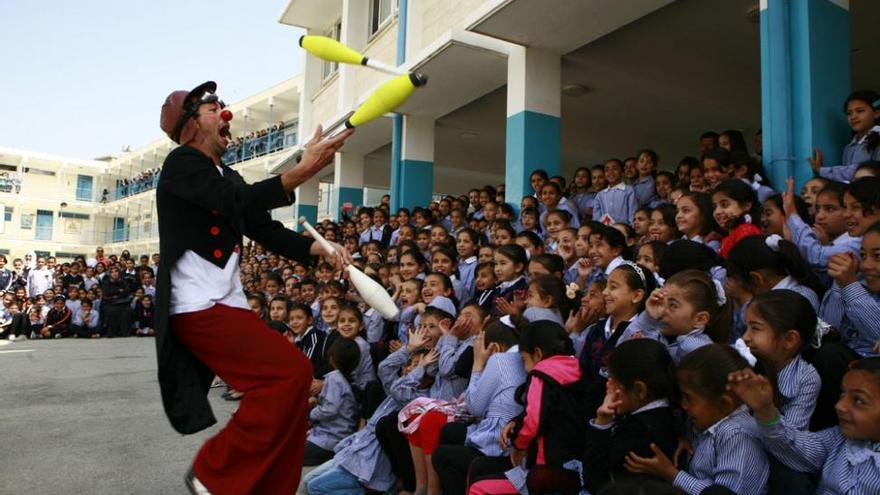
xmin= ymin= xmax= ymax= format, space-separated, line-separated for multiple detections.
xmin=27 ymin=268 xmax=54 ymax=297
xmin=169 ymin=163 xmax=248 ymax=315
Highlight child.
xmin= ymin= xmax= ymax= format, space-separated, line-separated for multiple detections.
xmin=477 ymin=244 xmax=495 ymax=264
xmin=133 ymin=295 xmax=155 ymax=336
xmin=318 ymin=295 xmax=340 ymax=334
xmin=432 ymin=322 xmax=526 ymax=495
xmin=689 ymin=165 xmax=707 ymax=193
xmin=648 ymin=204 xmax=681 ymax=243
xmin=335 ymin=303 xmax=376 ymax=389
xmin=288 ymin=303 xmax=324 ymax=372
xmin=42 ymin=295 xmax=72 ymax=339
xmin=519 ymin=207 xmax=542 ymax=238
xmin=498 ymin=274 xmax=567 ymax=327
xmin=641 ymin=269 xmax=730 ymax=363
xmin=636 ymin=240 xmax=667 ymax=275
xmin=655 ymin=171 xmax=675 ymax=204
xmin=515 ymin=231 xmax=545 ymax=260
xmin=593 ymin=159 xmax=638 ymax=225
xmin=712 ymin=178 xmax=763 ymax=258
xmin=810 ymin=89 xmax=880 ymax=182
xmin=842 ymin=177 xmax=880 ymax=238
xmin=726 ymin=235 xmax=823 ymax=310
xmin=455 ymin=228 xmax=480 ymax=304
xmin=543 ymin=209 xmax=572 ymax=252
xmin=528 ymin=253 xmax=564 ymax=280
xmin=626 ymin=344 xmax=768 ymax=494
xmin=580 ymin=263 xmax=656 ymax=413
xmin=488 ymin=244 xmax=528 ymax=317
xmin=676 ymin=192 xmax=720 ymax=252
xmin=761 ymin=193 xmax=804 ymax=237
xmin=467 ymin=321 xmax=587 ymax=495
xmin=539 ymin=181 xmax=580 ymax=228
xmin=565 ymin=279 xmax=607 ymax=352
xmin=431 ymin=245 xmax=465 ymax=305
xmin=633 ymin=149 xmax=659 ymax=208
xmin=268 ymin=295 xmax=289 ymax=323
xmin=582 ymin=339 xmax=678 ymax=493
xmin=399 ymin=250 xmax=428 ymax=282
xmin=304 ymin=338 xmax=362 ymax=467
xmin=741 ymin=290 xmax=820 ymax=433
xmin=729 ymin=357 xmax=880 ymax=494
xmin=783 ymin=179 xmax=860 ymax=284
xmin=585 ymin=224 xmax=628 ymax=283
xmin=800 ymin=177 xmax=830 ymax=215
xmin=632 ymin=207 xmax=653 ymax=245
xmin=702 ymin=149 xmax=731 ymax=191
xmin=820 ymin=220 xmax=880 ymax=358
xmin=72 ymin=298 xmax=101 ymax=339
xmin=569 ymin=167 xmax=596 ymax=219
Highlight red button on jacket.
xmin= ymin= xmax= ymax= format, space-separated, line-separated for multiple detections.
xmin=213 ymin=249 xmax=222 ymax=259
xmin=210 ymin=226 xmax=220 ymax=236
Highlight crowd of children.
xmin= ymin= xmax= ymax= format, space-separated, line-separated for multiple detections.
xmin=0 ymin=249 xmax=158 ymax=341
xmin=3 ymin=90 xmax=880 ymax=494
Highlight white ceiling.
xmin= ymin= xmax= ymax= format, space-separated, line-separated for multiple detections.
xmin=350 ymin=0 xmax=879 ymax=196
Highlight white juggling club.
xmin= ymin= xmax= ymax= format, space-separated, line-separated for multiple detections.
xmin=299 ymin=217 xmax=400 ymax=319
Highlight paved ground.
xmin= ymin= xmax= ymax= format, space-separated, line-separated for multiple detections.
xmin=0 ymin=338 xmax=237 ymax=494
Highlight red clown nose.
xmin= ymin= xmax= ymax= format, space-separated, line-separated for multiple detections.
xmin=220 ymin=109 xmax=233 ymax=122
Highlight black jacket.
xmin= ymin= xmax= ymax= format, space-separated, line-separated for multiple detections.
xmin=155 ymin=145 xmax=314 ymax=434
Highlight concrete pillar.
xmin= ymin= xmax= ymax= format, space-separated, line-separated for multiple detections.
xmin=298 ymin=28 xmax=323 ymax=146
xmin=333 ymin=153 xmax=365 ymax=220
xmin=293 ymin=176 xmax=320 ymax=233
xmin=760 ymin=0 xmax=851 ymax=189
xmin=505 ymin=47 xmax=561 ymax=210
xmin=398 ymin=115 xmax=435 ymax=210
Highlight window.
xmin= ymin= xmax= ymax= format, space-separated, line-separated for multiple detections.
xmin=24 ymin=167 xmax=55 ymax=177
xmin=35 ymin=210 xmax=53 ymax=240
xmin=59 ymin=212 xmax=90 ymax=220
xmin=113 ymin=217 xmax=127 ymax=242
xmin=322 ymin=21 xmax=342 ymax=81
xmin=55 ymin=252 xmax=85 ymax=259
xmin=3 ymin=207 xmax=12 ymax=222
xmin=369 ymin=0 xmax=396 ymax=37
xmin=76 ymin=175 xmax=94 ymax=202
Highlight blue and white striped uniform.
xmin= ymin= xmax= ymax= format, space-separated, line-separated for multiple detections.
xmin=307 ymin=370 xmax=359 ymax=451
xmin=759 ymin=421 xmax=880 ymax=494
xmin=457 ymin=256 xmax=478 ymax=305
xmin=777 ymin=355 xmax=821 ymax=431
xmin=592 ymin=183 xmax=638 ymax=225
xmin=350 ymin=336 xmax=375 ymax=390
xmin=820 ymin=281 xmax=880 ymax=357
xmin=465 ymin=349 xmax=526 ymax=456
xmin=786 ymin=214 xmax=861 ymax=285
xmin=674 ymin=405 xmax=769 ymax=495
xmin=772 ymin=276 xmax=819 ymax=312
xmin=818 ymin=125 xmax=880 ymax=183
xmin=632 ymin=176 xmax=658 ymax=208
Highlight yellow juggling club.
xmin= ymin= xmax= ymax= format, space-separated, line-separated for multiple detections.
xmin=344 ymin=72 xmax=428 ymax=128
xmin=299 ymin=35 xmax=407 ymax=77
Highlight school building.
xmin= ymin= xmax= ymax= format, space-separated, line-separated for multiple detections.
xmin=1 ymin=0 xmax=877 ymax=260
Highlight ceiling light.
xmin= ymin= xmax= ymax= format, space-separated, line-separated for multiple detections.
xmin=562 ymin=84 xmax=590 ymax=96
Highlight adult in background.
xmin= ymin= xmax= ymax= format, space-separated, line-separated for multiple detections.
xmin=100 ymin=266 xmax=132 ymax=338
xmin=156 ymin=81 xmax=353 ymax=495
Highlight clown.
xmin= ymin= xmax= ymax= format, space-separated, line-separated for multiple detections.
xmin=155 ymin=81 xmax=353 ymax=494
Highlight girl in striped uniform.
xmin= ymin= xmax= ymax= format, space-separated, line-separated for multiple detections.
xmin=729 ymin=357 xmax=880 ymax=495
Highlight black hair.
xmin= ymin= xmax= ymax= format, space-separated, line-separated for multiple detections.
xmin=456 ymin=227 xmax=484 ymax=248
xmin=592 ymin=225 xmax=629 ymax=260
xmin=289 ymin=302 xmax=313 ymax=318
xmin=516 ymin=230 xmax=543 ymax=250
xmin=611 ymin=262 xmax=656 ymax=313
xmin=519 ymin=320 xmax=574 ymax=357
xmin=700 ymin=131 xmax=720 ymax=141
xmin=529 ymin=253 xmax=565 ymax=276
xmin=545 ymin=208 xmax=572 ymax=226
xmin=475 ymin=261 xmax=495 ymax=276
xmin=765 ymin=193 xmax=810 ymax=223
xmin=425 ymin=271 xmax=460 ymax=308
xmin=844 ymin=90 xmax=880 ymax=154
xmin=712 ymin=178 xmax=761 ymax=228
xmin=400 ymin=248 xmax=427 ymax=271
xmin=327 ymin=338 xmax=364 ymax=404
xmin=483 ymin=320 xmax=519 ymax=349
xmin=677 ymin=344 xmax=749 ymax=402
xmin=530 ymin=169 xmax=549 ymax=181
xmin=678 ymin=191 xmax=719 ymax=236
xmin=639 ymin=240 xmax=668 ymax=269
xmin=720 ymin=129 xmax=749 ymax=154
xmin=608 ymin=339 xmax=677 ymax=403
xmin=613 ymin=222 xmax=636 ymax=243
xmin=422 ymin=306 xmax=454 ymax=323
xmin=495 ymin=244 xmax=528 ymax=268
xmin=855 ymin=160 xmax=880 ymax=177
xmin=846 ymin=177 xmax=880 ymax=215
xmin=431 ymin=244 xmax=458 ymax=265
xmin=529 ymin=274 xmax=573 ymax=315
xmin=299 ymin=277 xmax=318 ymax=288
xmin=850 ymin=357 xmax=880 ymax=380
xmin=726 ymin=235 xmax=825 ymax=299
xmin=651 ymin=203 xmax=683 ymax=239
xmin=637 ymin=149 xmax=659 ymax=170
xmin=665 ymin=269 xmax=731 ymax=344
xmin=749 ymin=290 xmax=816 ymax=355
xmin=702 ymin=148 xmax=731 ymax=170
xmin=493 ymin=222 xmax=517 ymax=240
xmin=265 ymin=272 xmax=283 ymax=286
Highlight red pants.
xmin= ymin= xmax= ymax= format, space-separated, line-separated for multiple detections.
xmin=406 ymin=410 xmax=449 ymax=455
xmin=171 ymin=304 xmax=313 ymax=495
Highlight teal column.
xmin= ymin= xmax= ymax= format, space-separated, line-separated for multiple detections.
xmin=293 ymin=176 xmax=320 ymax=232
xmin=333 ymin=153 xmax=365 ymax=220
xmin=760 ymin=0 xmax=851 ymax=190
xmin=390 ymin=0 xmax=409 ymax=212
xmin=504 ymin=47 xmax=561 ymax=211
xmin=399 ymin=115 xmax=434 ymax=210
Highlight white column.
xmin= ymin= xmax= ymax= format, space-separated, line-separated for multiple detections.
xmin=333 ymin=153 xmax=365 ymax=220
